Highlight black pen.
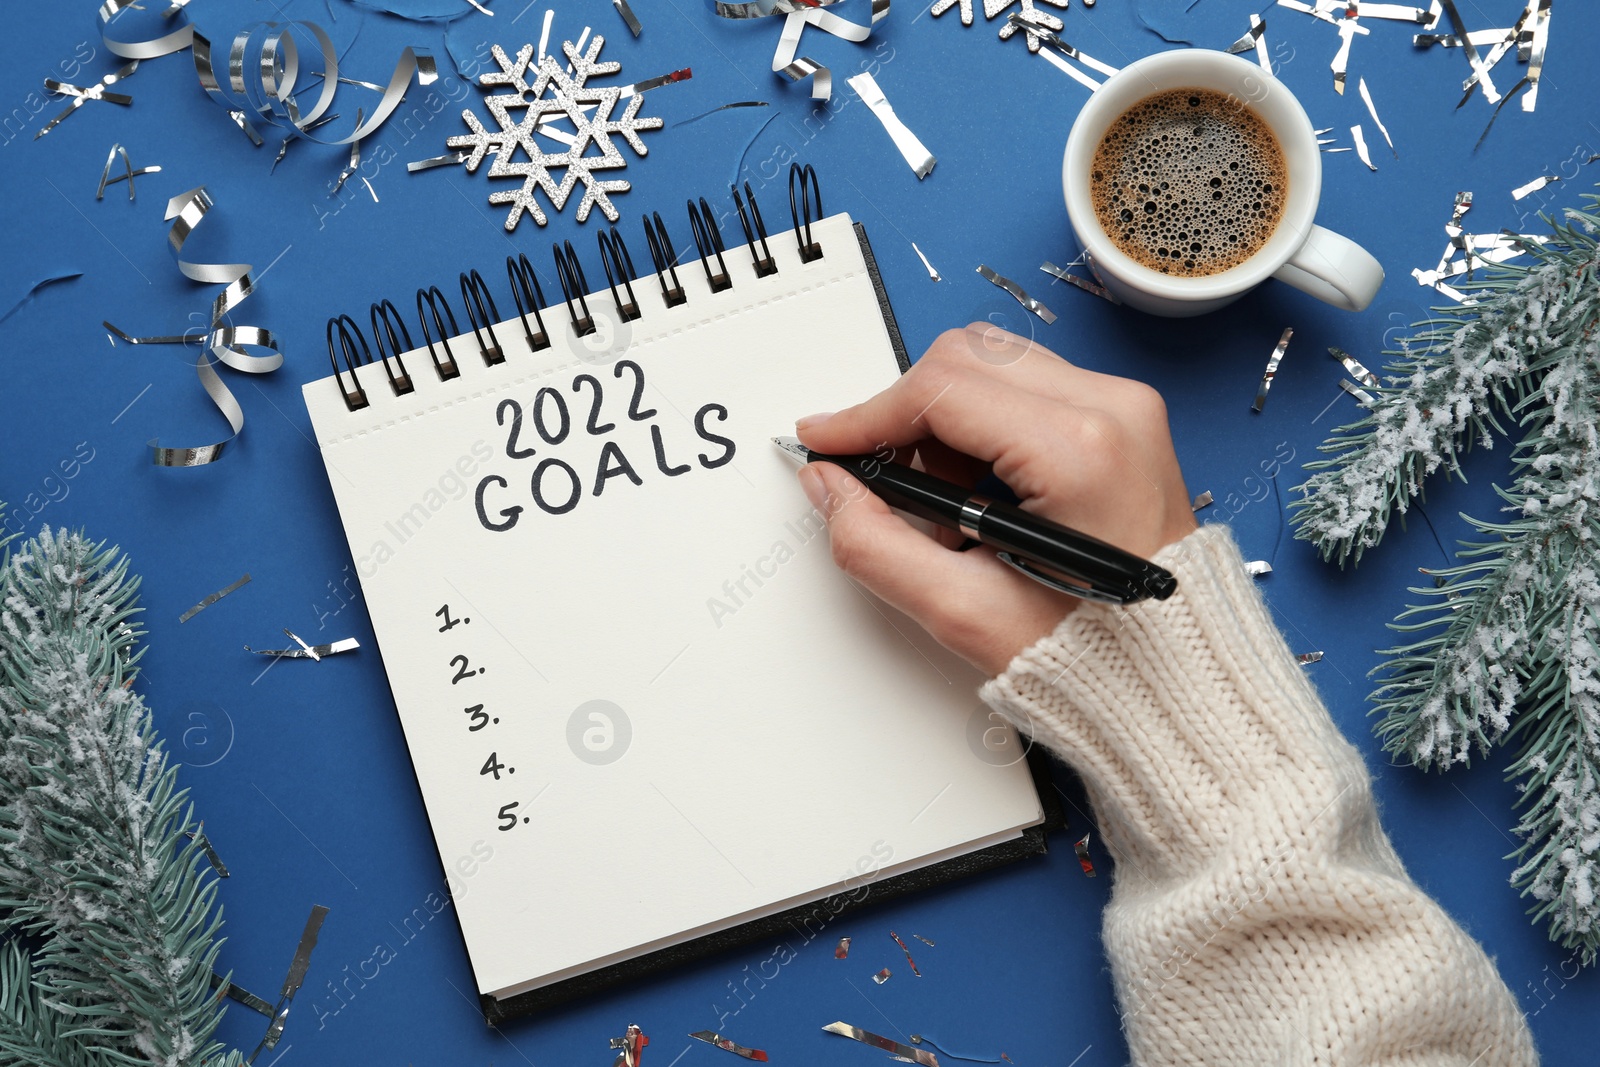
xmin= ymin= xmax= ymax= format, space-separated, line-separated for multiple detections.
xmin=773 ymin=437 xmax=1177 ymax=605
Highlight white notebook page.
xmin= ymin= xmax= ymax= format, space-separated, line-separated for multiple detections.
xmin=302 ymin=214 xmax=1044 ymax=999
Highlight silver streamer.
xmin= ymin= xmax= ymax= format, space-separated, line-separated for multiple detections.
xmin=214 ymin=976 xmax=275 ymax=1017
xmin=718 ymin=0 xmax=889 ymax=102
xmin=103 ymin=188 xmax=284 ymax=467
xmin=977 ymin=265 xmax=1056 ymax=324
xmin=1191 ymin=490 xmax=1214 ymax=511
xmin=912 ymin=242 xmax=943 ymax=281
xmin=823 ymin=1023 xmax=939 ymax=1067
xmin=1348 ymin=2 xmax=1430 ymax=20
xmin=1329 ymin=346 xmax=1379 ymax=389
xmin=1252 ymin=328 xmax=1294 ymax=412
xmin=96 ymin=143 xmax=162 ymax=200
xmin=36 ymin=60 xmax=138 ymax=140
xmin=1512 ymin=174 xmax=1559 ymax=200
xmin=180 ymin=573 xmax=252 ymax=622
xmin=1040 ymin=260 xmax=1119 ymax=303
xmin=1357 ymin=78 xmax=1396 ymax=156
xmin=1350 ymin=124 xmax=1377 ymax=171
xmin=688 ymin=1031 xmax=769 ymax=1061
xmin=847 ymin=72 xmax=936 ymax=179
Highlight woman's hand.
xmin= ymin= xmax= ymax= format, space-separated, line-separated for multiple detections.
xmin=795 ymin=324 xmax=1197 ymax=676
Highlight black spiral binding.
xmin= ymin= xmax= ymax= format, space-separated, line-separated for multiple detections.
xmin=732 ymin=182 xmax=777 ymax=278
xmin=789 ymin=163 xmax=823 ymax=263
xmin=506 ymin=253 xmax=552 ymax=353
xmin=369 ymin=299 xmax=415 ymax=397
xmin=598 ymin=226 xmax=641 ymax=322
xmin=460 ymin=269 xmax=505 ymax=366
xmin=417 ymin=285 xmax=461 ymax=381
xmin=552 ymin=240 xmax=595 ymax=337
xmin=687 ymin=196 xmax=732 ymax=293
xmin=643 ymin=212 xmax=686 ymax=308
xmin=325 ymin=166 xmax=829 ymax=412
xmin=326 ymin=314 xmax=372 ymax=411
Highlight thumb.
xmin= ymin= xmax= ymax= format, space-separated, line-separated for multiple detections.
xmin=799 ymin=461 xmax=1067 ymax=674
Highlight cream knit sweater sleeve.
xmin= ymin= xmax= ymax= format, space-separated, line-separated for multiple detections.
xmin=979 ymin=524 xmax=1537 ymax=1067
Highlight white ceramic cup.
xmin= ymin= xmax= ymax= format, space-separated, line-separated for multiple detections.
xmin=1062 ymin=49 xmax=1384 ymax=317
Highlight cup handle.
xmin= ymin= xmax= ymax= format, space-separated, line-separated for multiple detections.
xmin=1271 ymin=224 xmax=1384 ymax=312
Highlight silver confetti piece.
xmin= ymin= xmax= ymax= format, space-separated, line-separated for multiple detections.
xmin=824 ymin=1022 xmax=938 ymax=1067
xmin=1339 ymin=378 xmax=1377 ymax=405
xmin=1414 ymin=28 xmax=1507 ymax=48
xmin=1329 ymin=346 xmax=1379 ymax=389
xmin=96 ymin=143 xmax=161 ymax=201
xmin=689 ymin=1031 xmax=769 ymax=1061
xmin=1357 ymin=78 xmax=1396 ymax=156
xmin=1296 ymin=650 xmax=1325 ymax=664
xmin=1073 ymin=831 xmax=1096 ymax=876
xmin=610 ymin=1025 xmax=649 ymax=1067
xmin=978 ymin=265 xmax=1056 ymax=324
xmin=248 ymin=904 xmax=330 ymax=1061
xmin=1323 ymin=147 xmax=1352 ymax=153
xmin=913 ymin=934 xmax=936 ymax=947
xmin=1349 ymin=2 xmax=1431 ymax=20
xmin=1245 ymin=560 xmax=1274 ymax=577
xmin=36 ymin=60 xmax=138 ymax=140
xmin=614 ymin=0 xmax=643 ymax=36
xmin=848 ymin=72 xmax=936 ymax=179
xmin=1252 ymin=328 xmax=1294 ymax=413
xmin=890 ymin=931 xmax=922 ymax=976
xmin=1511 ymin=174 xmax=1559 ymax=200
xmin=1521 ymin=0 xmax=1550 ymax=111
xmin=912 ymin=242 xmax=942 ymax=281
xmin=1040 ymin=260 xmax=1119 ymax=303
xmin=1191 ymin=490 xmax=1214 ymax=511
xmin=408 ymin=151 xmax=469 ymax=172
xmin=872 ymin=967 xmax=892 ymax=984
xmin=186 ymin=822 xmax=231 ymax=876
xmin=244 ymin=636 xmax=361 ymax=659
xmin=1438 ymin=0 xmax=1501 ymax=105
xmin=835 ymin=935 xmax=852 ymax=958
xmin=214 ymin=976 xmax=275 ymax=1017
xmin=1009 ymin=15 xmax=1120 ymax=78
xmin=1350 ymin=124 xmax=1378 ymax=171
xmin=1225 ymin=15 xmax=1266 ymax=56
xmin=180 ymin=573 xmax=251 ymax=622
xmin=1331 ymin=17 xmax=1358 ymax=95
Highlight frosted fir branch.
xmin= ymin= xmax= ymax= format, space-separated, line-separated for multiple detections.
xmin=0 ymin=524 xmax=236 ymax=1067
xmin=1289 ymin=265 xmax=1560 ymax=566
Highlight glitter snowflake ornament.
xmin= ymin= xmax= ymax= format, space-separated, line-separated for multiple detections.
xmin=930 ymin=0 xmax=1068 ymax=53
xmin=449 ymin=38 xmax=662 ymax=229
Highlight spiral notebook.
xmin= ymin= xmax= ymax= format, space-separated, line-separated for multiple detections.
xmin=302 ymin=182 xmax=1054 ymax=1021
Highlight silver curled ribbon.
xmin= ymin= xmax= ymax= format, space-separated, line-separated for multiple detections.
xmin=98 ymin=0 xmax=436 ymax=149
xmin=714 ymin=0 xmax=889 ymax=102
xmin=106 ymin=187 xmax=284 ymax=466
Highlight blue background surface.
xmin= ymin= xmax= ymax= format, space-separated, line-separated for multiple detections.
xmin=1 ymin=0 xmax=1596 ymax=1062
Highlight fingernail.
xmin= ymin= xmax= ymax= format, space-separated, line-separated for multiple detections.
xmin=795 ymin=411 xmax=835 ymax=431
xmin=797 ymin=465 xmax=828 ymax=511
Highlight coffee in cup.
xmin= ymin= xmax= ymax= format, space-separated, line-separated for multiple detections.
xmin=1089 ymin=88 xmax=1287 ymax=278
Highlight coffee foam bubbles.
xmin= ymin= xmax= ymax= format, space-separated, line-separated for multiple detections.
xmin=1089 ymin=88 xmax=1287 ymax=278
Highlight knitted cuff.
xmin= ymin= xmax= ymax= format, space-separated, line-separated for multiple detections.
xmin=981 ymin=523 xmax=1361 ymax=879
